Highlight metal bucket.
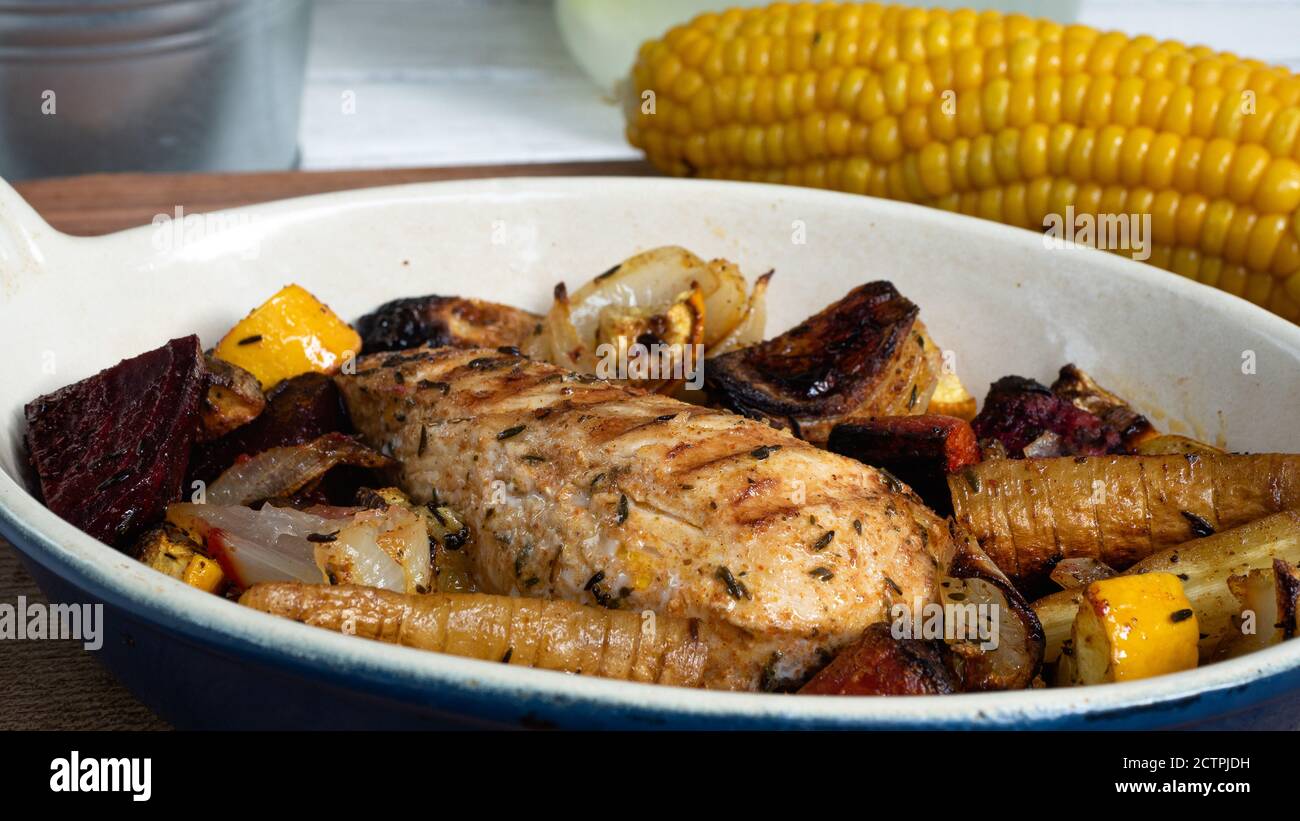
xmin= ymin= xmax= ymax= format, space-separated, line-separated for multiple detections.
xmin=0 ymin=0 xmax=312 ymax=181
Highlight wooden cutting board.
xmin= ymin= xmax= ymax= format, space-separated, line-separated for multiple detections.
xmin=0 ymin=160 xmax=656 ymax=730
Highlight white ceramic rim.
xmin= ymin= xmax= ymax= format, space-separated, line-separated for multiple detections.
xmin=2 ymin=175 xmax=1299 ymax=726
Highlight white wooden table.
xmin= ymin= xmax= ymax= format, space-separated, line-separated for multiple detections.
xmin=299 ymin=0 xmax=1300 ymax=171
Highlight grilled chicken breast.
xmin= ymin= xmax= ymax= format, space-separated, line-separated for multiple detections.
xmin=337 ymin=346 xmax=956 ymax=689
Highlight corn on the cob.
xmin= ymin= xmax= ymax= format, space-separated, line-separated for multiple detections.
xmin=626 ymin=2 xmax=1300 ymax=322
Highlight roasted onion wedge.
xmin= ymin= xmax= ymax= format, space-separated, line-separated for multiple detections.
xmin=165 ymin=500 xmax=432 ymax=594
xmin=562 ymin=246 xmax=738 ymax=344
xmin=1214 ymin=557 xmax=1300 ymax=660
xmin=705 ymin=282 xmax=941 ymax=445
xmin=204 ymin=432 xmax=392 ymax=507
xmin=940 ymin=522 xmax=1045 ymax=691
xmin=705 ymin=269 xmax=772 ymax=357
xmin=533 ymin=246 xmax=768 ymax=390
xmin=591 ymin=284 xmax=706 ymax=393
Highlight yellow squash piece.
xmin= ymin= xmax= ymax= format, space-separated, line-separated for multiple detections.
xmin=1071 ymin=573 xmax=1199 ymax=684
xmin=134 ymin=524 xmax=227 ymax=594
xmin=926 ymin=371 xmax=976 ymax=420
xmin=214 ymin=284 xmax=361 ymax=389
xmin=627 ymin=3 xmax=1300 ymax=322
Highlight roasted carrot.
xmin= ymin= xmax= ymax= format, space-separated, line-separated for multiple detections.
xmin=949 ymin=454 xmax=1300 ymax=585
xmin=828 ymin=414 xmax=979 ymax=513
xmin=240 ymin=583 xmax=747 ymax=689
xmin=799 ymin=623 xmax=958 ymax=696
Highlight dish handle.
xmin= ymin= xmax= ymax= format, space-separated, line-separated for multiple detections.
xmin=0 ymin=176 xmax=55 ymax=281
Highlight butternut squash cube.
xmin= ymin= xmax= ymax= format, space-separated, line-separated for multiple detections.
xmin=214 ymin=284 xmax=360 ymax=390
xmin=1071 ymin=573 xmax=1200 ymax=684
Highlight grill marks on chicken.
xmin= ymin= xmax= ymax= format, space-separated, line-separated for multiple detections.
xmin=337 ymin=346 xmax=954 ymax=689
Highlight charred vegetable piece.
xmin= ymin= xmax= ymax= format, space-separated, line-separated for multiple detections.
xmin=1050 ymin=364 xmax=1158 ymax=452
xmin=25 ymin=335 xmax=205 ymax=547
xmin=799 ymin=623 xmax=958 ymax=695
xmin=188 ymin=372 xmax=349 ymax=486
xmin=241 ymin=583 xmax=729 ymax=688
xmin=198 ymin=354 xmax=265 ymax=442
xmin=355 ymin=486 xmax=415 ymax=510
xmin=971 ymin=375 xmax=1120 ymax=458
xmin=423 ymin=501 xmax=474 ymax=592
xmin=705 ymin=282 xmax=941 ymax=444
xmin=1278 ymin=559 xmax=1300 ymax=641
xmin=1069 ymin=573 xmax=1199 ymax=685
xmin=133 ymin=523 xmax=226 ymax=594
xmin=540 ymin=248 xmax=755 ymax=356
xmin=949 ymin=453 xmax=1300 ymax=586
xmin=356 ymin=295 xmax=541 ymax=353
xmin=206 ymin=432 xmax=393 ymax=507
xmin=941 ymin=521 xmax=1045 ymax=691
xmin=213 ymin=284 xmax=360 ymax=390
xmin=827 ymin=414 xmax=979 ymax=514
xmin=1034 ymin=510 xmax=1300 ymax=663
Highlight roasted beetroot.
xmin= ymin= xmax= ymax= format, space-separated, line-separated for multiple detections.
xmin=971 ymin=375 xmax=1120 ymax=458
xmin=24 ymin=335 xmax=206 ymax=547
xmin=187 ymin=372 xmax=350 ymax=486
xmin=1050 ymin=364 xmax=1158 ymax=451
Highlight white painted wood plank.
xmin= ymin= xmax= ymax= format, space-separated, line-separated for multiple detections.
xmin=298 ymin=0 xmax=1300 ymax=170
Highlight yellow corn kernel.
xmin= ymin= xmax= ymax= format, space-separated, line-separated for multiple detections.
xmin=1092 ymin=124 xmax=1125 ymax=183
xmin=1197 ymin=138 xmax=1236 ymax=198
xmin=1255 ymin=158 xmax=1300 ymax=213
xmin=1175 ymin=192 xmax=1209 ymax=247
xmin=918 ymin=142 xmax=952 ymax=196
xmin=969 ymin=133 xmax=998 ymax=189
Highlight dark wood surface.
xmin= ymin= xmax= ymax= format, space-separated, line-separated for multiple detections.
xmin=0 ymin=160 xmax=655 ymax=730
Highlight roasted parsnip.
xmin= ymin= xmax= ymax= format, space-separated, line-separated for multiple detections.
xmin=241 ymin=582 xmax=752 ymax=689
xmin=1214 ymin=558 xmax=1300 ymax=659
xmin=1035 ymin=511 xmax=1300 ymax=663
xmin=950 ymin=453 xmax=1300 ymax=584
